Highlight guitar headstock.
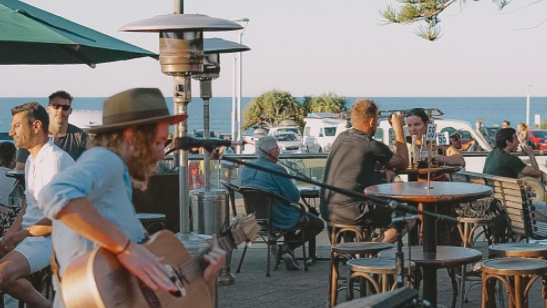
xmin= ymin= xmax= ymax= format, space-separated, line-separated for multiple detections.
xmin=226 ymin=214 xmax=259 ymax=248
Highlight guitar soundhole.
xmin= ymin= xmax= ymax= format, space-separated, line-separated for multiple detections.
xmin=138 ymin=280 xmax=162 ymax=308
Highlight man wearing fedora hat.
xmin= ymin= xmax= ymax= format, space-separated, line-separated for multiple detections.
xmin=38 ymin=88 xmax=225 ymax=307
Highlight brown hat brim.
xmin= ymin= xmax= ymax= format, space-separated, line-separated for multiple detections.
xmin=85 ymin=114 xmax=187 ymax=134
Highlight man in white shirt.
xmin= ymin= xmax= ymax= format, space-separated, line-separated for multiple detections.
xmin=3 ymin=102 xmax=74 ymax=308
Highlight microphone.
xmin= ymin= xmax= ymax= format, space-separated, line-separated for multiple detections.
xmin=166 ymin=136 xmax=244 ymax=154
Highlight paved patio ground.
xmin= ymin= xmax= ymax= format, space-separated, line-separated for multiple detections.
xmin=218 ymin=228 xmax=547 ymax=308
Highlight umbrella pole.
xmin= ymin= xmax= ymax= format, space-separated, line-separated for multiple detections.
xmin=173 ymin=75 xmax=192 ymax=239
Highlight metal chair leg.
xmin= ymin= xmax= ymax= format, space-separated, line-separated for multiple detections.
xmin=301 ymin=231 xmax=308 ymax=272
xmin=266 ymin=234 xmax=271 ymax=277
xmin=236 ymin=244 xmax=248 ymax=273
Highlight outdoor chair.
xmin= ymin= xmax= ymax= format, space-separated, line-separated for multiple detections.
xmin=236 ymin=187 xmax=309 ymax=277
xmin=220 ymin=180 xmax=239 ymax=218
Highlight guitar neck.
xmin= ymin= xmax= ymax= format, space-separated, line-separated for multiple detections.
xmin=180 ymin=235 xmax=234 ymax=282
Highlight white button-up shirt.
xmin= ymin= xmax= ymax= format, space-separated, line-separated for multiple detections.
xmin=23 ymin=140 xmax=75 ymax=229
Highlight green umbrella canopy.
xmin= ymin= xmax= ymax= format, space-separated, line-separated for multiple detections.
xmin=0 ymin=0 xmax=157 ymax=67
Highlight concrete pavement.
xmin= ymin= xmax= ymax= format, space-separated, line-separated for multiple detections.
xmin=219 ymin=229 xmax=546 ymax=308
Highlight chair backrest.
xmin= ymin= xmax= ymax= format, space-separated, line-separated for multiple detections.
xmin=238 ymin=187 xmax=275 ymax=229
xmin=452 ymin=170 xmax=536 ymax=241
xmin=220 ymin=180 xmax=240 ymax=217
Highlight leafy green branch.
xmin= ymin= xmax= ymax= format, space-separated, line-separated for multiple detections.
xmin=381 ymin=0 xmax=514 ymax=41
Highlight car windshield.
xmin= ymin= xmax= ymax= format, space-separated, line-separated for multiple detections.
xmin=533 ymin=131 xmax=547 ymax=138
xmin=277 ymin=134 xmax=298 ymax=141
xmin=278 ymin=128 xmax=300 ymax=135
xmin=324 ymin=127 xmax=337 ymax=136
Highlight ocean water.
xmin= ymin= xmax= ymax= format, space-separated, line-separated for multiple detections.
xmin=0 ymin=96 xmax=546 ymax=133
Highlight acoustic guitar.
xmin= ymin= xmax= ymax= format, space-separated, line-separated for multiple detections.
xmin=61 ymin=214 xmax=259 ymax=308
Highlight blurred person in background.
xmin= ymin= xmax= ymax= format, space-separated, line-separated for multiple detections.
xmin=16 ymin=91 xmax=88 ymax=170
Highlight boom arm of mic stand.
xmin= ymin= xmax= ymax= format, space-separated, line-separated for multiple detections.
xmin=389 ymin=201 xmax=458 ymax=223
xmin=219 ymin=155 xmax=458 ymax=224
xmin=218 ymin=155 xmax=393 ymax=206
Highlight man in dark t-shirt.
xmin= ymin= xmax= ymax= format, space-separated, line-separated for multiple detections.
xmin=320 ymin=98 xmax=411 ymax=243
xmin=16 ymin=91 xmax=88 ymax=169
xmin=483 ymin=128 xmax=540 ymax=178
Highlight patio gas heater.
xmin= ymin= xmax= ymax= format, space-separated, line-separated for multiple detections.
xmin=120 ymin=14 xmax=242 ymax=242
xmin=191 ymin=38 xmax=250 ymax=285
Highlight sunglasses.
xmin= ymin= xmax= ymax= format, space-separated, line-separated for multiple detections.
xmin=404 ymin=108 xmax=425 ymax=117
xmin=49 ymin=103 xmax=71 ymax=111
xmin=450 ymin=135 xmax=461 ymax=141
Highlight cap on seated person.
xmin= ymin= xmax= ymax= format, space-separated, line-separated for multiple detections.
xmin=440 ymin=127 xmax=461 ymax=137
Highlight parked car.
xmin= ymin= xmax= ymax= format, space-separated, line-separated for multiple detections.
xmin=528 ymin=129 xmax=547 ymax=150
xmin=274 ymin=132 xmax=303 ymax=154
xmin=268 ymin=126 xmax=301 ymax=136
xmin=302 ymin=113 xmax=349 ymax=153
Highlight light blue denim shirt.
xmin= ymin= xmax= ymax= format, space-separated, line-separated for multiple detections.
xmin=240 ymin=157 xmax=301 ymax=229
xmin=38 ymin=146 xmax=145 ymax=277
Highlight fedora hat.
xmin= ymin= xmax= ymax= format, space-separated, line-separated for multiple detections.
xmin=87 ymin=88 xmax=187 ymax=134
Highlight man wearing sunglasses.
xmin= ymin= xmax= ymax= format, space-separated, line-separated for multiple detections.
xmin=437 ymin=127 xmax=466 ymax=167
xmin=16 ymin=91 xmax=89 ymax=170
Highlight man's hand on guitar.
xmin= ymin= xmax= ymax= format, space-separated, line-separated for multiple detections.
xmin=116 ymin=242 xmax=178 ymax=292
xmin=203 ymin=235 xmax=226 ymax=283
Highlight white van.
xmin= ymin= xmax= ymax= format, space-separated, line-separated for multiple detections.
xmin=302 ymin=113 xmax=349 ymax=153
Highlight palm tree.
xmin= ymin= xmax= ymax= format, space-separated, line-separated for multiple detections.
xmin=303 ymin=92 xmax=347 ymax=115
xmin=242 ymin=90 xmax=303 ymax=130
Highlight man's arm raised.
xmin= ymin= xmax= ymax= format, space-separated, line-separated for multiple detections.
xmin=386 ymin=113 xmax=408 ymax=170
xmin=520 ymin=146 xmax=541 ymax=178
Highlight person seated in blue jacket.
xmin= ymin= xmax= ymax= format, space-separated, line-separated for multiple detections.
xmin=241 ymin=136 xmax=324 ymax=270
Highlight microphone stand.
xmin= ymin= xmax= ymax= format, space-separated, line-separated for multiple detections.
xmin=217 ymin=154 xmax=458 ymax=224
xmin=392 ymin=214 xmax=419 ymax=288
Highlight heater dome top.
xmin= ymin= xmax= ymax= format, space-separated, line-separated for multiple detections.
xmin=120 ymin=14 xmax=243 ymax=33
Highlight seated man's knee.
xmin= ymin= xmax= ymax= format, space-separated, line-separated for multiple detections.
xmin=0 ymin=260 xmax=24 ymax=290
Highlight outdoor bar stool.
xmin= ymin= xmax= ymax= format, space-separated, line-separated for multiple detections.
xmin=328 ymin=242 xmax=393 ymax=308
xmin=345 ymin=258 xmax=415 ymax=301
xmin=489 ymin=243 xmax=547 ymax=259
xmin=456 ymin=216 xmax=493 ymax=308
xmin=136 ymin=213 xmax=166 ymax=234
xmin=481 ymin=258 xmax=547 ymax=308
xmin=457 ymin=217 xmax=493 ymax=249
xmin=329 ymin=222 xmax=382 ymax=244
xmin=378 ymin=246 xmax=483 ymax=308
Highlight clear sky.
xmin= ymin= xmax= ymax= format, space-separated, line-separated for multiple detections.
xmin=1 ymin=0 xmax=546 ymax=97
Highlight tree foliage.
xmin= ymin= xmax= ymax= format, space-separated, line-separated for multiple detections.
xmin=302 ymin=92 xmax=348 ymax=115
xmin=381 ymin=0 xmax=513 ymax=41
xmin=242 ymin=90 xmax=302 ymax=130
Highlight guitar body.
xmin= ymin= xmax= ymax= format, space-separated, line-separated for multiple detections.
xmin=62 ymin=230 xmax=212 ymax=308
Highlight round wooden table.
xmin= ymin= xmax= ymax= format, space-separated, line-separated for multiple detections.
xmin=395 ymin=166 xmax=460 ymax=177
xmin=364 ymin=181 xmax=492 ymax=306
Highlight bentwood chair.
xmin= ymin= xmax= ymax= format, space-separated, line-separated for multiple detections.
xmin=236 ymin=187 xmax=308 ymax=277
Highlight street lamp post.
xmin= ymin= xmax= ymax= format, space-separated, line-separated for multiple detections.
xmin=232 ymin=17 xmax=249 ymax=153
xmin=526 ymin=84 xmax=533 ymax=127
